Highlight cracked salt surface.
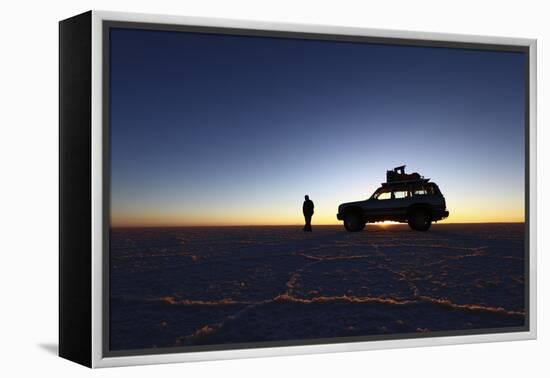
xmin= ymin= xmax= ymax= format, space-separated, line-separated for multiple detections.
xmin=109 ymin=223 xmax=525 ymax=350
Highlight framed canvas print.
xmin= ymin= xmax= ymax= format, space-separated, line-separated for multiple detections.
xmin=59 ymin=10 xmax=537 ymax=368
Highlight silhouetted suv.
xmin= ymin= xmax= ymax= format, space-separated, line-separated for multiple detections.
xmin=336 ymin=166 xmax=449 ymax=232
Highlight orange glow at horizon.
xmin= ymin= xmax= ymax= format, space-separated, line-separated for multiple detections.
xmin=111 ymin=205 xmax=524 ymax=227
xmin=111 ymin=186 xmax=524 ymax=228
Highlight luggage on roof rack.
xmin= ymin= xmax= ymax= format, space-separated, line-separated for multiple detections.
xmin=385 ymin=165 xmax=426 ymax=184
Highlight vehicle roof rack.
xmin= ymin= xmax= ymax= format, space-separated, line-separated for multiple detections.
xmin=381 ymin=178 xmax=430 ymax=188
xmin=384 ymin=165 xmax=429 ymax=186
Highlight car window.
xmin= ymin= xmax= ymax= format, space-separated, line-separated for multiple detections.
xmin=413 ymin=188 xmax=427 ymax=196
xmin=394 ymin=190 xmax=408 ymax=199
xmin=376 ymin=191 xmax=392 ymax=200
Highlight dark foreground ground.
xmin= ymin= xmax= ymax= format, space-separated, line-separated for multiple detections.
xmin=109 ymin=223 xmax=526 ymax=351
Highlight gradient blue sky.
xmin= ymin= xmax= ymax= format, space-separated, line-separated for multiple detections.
xmin=109 ymin=28 xmax=526 ymax=226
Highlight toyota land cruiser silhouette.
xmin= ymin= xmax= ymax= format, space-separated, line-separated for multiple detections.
xmin=336 ymin=166 xmax=449 ymax=232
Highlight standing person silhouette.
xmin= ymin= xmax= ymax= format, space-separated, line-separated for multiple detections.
xmin=302 ymin=195 xmax=314 ymax=232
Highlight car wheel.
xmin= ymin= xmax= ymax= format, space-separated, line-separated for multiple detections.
xmin=408 ymin=210 xmax=432 ymax=231
xmin=344 ymin=213 xmax=365 ymax=232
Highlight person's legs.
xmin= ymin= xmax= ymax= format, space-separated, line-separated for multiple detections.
xmin=305 ymin=214 xmax=312 ymax=231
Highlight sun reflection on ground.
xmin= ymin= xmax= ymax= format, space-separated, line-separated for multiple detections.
xmin=370 ymin=221 xmax=401 ymax=228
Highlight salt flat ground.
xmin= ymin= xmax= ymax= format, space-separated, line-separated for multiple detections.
xmin=109 ymin=223 xmax=525 ymax=351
